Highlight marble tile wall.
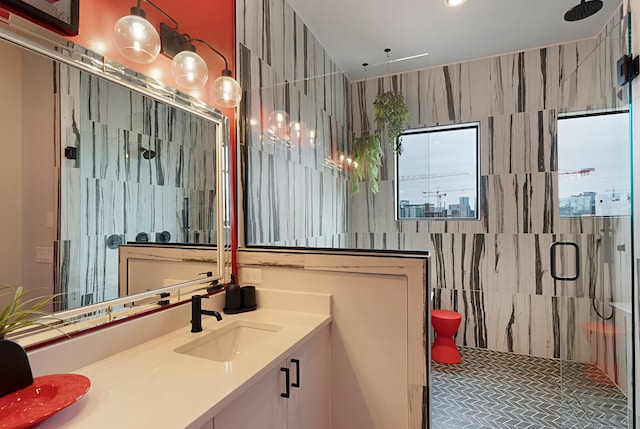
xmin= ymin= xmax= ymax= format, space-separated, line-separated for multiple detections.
xmin=238 ymin=0 xmax=633 ymax=397
xmin=347 ymin=6 xmax=631 ymax=391
xmin=59 ymin=66 xmax=219 ymax=310
xmin=349 ymin=7 xmax=629 ymax=362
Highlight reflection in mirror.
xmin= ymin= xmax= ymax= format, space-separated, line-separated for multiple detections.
xmin=0 ymin=17 xmax=229 ymax=345
xmin=59 ymin=65 xmax=220 ymax=310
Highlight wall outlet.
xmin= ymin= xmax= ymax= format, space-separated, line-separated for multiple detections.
xmin=35 ymin=247 xmax=54 ymax=264
xmin=243 ymin=268 xmax=262 ymax=285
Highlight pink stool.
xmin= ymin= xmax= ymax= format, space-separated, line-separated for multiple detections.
xmin=431 ymin=309 xmax=462 ymax=364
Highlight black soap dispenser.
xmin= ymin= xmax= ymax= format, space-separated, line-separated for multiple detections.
xmin=223 ymin=274 xmax=242 ymax=314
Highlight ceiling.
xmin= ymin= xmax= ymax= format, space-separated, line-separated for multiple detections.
xmin=287 ymin=0 xmax=624 ymax=81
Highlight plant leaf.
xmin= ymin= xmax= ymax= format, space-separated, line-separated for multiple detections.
xmin=0 ymin=283 xmax=59 ymax=338
xmin=373 ymin=91 xmax=409 ymax=154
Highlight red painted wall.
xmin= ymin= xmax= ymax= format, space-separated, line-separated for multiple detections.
xmin=0 ymin=0 xmax=235 ymax=120
xmin=71 ymin=0 xmax=234 ymax=110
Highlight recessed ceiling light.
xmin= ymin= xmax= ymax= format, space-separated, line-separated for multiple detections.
xmin=445 ymin=0 xmax=466 ymax=7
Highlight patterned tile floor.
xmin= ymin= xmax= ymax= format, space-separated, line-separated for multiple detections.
xmin=431 ymin=348 xmax=629 ymax=429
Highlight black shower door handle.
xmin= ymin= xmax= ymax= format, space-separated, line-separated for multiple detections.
xmin=550 ymin=241 xmax=580 ymax=281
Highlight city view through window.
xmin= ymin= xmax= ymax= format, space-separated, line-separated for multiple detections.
xmin=558 ymin=111 xmax=630 ymax=217
xmin=397 ymin=124 xmax=478 ymax=220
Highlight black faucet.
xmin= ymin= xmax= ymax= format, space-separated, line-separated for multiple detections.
xmin=191 ymin=295 xmax=222 ymax=333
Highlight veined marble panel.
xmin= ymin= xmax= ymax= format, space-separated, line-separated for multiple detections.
xmin=521 ymin=46 xmax=561 ymax=113
xmin=558 ymin=296 xmax=595 ymax=362
xmin=436 ymin=288 xmax=592 ymax=361
xmin=480 ymin=110 xmax=557 ymax=175
xmin=58 ymin=240 xmax=80 ymax=309
xmin=349 ymin=44 xmax=579 ymax=135
xmin=484 ymin=172 xmax=557 ymax=233
xmin=81 ymin=235 xmax=119 ymax=303
xmin=589 ymin=310 xmax=629 ymax=394
xmin=429 ymin=233 xmax=485 ymax=292
xmin=241 ymin=24 xmax=351 ymax=247
xmin=483 ymin=234 xmax=553 ymax=296
xmin=553 ymin=229 xmax=634 ymax=303
xmin=559 ymin=18 xmax=627 ymax=114
xmin=245 ymin=146 xmax=348 ymax=245
xmin=82 ymin=178 xmax=125 ymax=236
xmin=237 ymin=1 xmax=348 ymax=123
xmin=60 ymin=165 xmax=80 ymax=241
xmin=61 ymin=65 xmax=219 ymax=307
xmin=262 ymin=233 xmax=352 ymax=249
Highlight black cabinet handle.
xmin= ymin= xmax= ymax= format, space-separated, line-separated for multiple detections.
xmin=280 ymin=367 xmax=290 ymax=398
xmin=291 ymin=359 xmax=300 ymax=388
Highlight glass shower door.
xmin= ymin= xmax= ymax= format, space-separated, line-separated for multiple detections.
xmin=555 ymin=11 xmax=634 ymax=428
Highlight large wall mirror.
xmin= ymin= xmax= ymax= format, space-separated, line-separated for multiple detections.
xmin=0 ymin=15 xmax=230 ymax=345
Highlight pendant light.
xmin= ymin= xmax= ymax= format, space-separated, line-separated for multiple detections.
xmin=114 ymin=1 xmax=242 ymax=107
xmin=444 ymin=0 xmax=466 ymax=6
xmin=171 ymin=46 xmax=208 ymax=90
xmin=212 ymin=70 xmax=242 ymax=108
xmin=190 ymin=38 xmax=242 ymax=108
xmin=113 ymin=6 xmax=161 ymax=64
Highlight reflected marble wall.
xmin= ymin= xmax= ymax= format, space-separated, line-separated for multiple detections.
xmin=59 ymin=67 xmax=218 ymax=309
xmin=237 ymin=0 xmax=351 ymax=246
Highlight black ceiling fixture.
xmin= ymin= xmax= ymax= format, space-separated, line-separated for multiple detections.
xmin=563 ymin=0 xmax=603 ymax=22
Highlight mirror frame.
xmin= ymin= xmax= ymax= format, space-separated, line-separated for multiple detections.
xmin=0 ymin=13 xmax=230 ymax=346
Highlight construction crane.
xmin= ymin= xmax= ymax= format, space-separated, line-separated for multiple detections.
xmin=422 ymin=188 xmax=473 ymax=211
xmin=423 ymin=190 xmax=447 ymax=211
xmin=399 ymin=171 xmax=469 ymax=181
xmin=558 ymin=167 xmax=595 ymax=176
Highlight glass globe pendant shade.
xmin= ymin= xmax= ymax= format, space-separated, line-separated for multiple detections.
xmin=212 ymin=70 xmax=242 ymax=108
xmin=267 ymin=110 xmax=290 ymax=141
xmin=172 ymin=50 xmax=208 ymax=90
xmin=289 ymin=121 xmax=306 ymax=145
xmin=113 ymin=12 xmax=161 ymax=64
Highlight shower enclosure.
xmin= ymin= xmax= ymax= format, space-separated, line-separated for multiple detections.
xmin=554 ymin=11 xmax=634 ymax=427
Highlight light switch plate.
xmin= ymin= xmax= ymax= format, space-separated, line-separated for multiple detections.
xmin=35 ymin=247 xmax=54 ymax=264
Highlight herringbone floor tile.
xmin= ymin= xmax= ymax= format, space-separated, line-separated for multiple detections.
xmin=431 ymin=348 xmax=629 ymax=429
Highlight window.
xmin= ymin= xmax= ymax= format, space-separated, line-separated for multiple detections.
xmin=396 ymin=123 xmax=479 ymax=220
xmin=557 ymin=111 xmax=630 ymax=217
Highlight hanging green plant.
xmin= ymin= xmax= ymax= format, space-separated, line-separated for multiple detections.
xmin=373 ymin=91 xmax=409 ymax=155
xmin=351 ymin=90 xmax=409 ymax=194
xmin=351 ymin=134 xmax=383 ymax=194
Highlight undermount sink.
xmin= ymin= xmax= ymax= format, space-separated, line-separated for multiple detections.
xmin=174 ymin=320 xmax=282 ymax=362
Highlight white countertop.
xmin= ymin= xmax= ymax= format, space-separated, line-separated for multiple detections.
xmin=35 ymin=291 xmax=331 ymax=429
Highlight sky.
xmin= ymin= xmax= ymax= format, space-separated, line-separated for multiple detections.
xmin=397 ymin=126 xmax=478 ymax=210
xmin=557 ymin=112 xmax=630 ymax=198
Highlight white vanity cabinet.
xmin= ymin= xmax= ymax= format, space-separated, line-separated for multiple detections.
xmin=214 ymin=325 xmax=330 ymax=429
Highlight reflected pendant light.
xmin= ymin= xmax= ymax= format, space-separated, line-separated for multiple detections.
xmin=113 ymin=8 xmax=161 ymax=64
xmin=212 ymin=69 xmax=242 ymax=108
xmin=172 ymin=49 xmax=208 ymax=90
xmin=444 ymin=0 xmax=466 ymax=6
